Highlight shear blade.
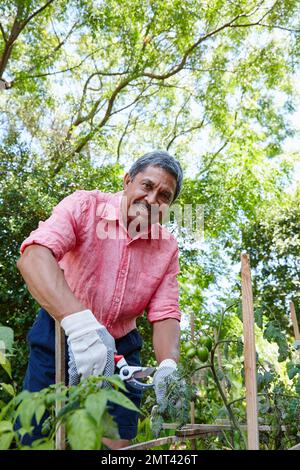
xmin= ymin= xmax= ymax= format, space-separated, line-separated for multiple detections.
xmin=132 ymin=367 xmax=156 ymax=379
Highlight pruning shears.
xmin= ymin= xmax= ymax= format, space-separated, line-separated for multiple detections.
xmin=114 ymin=354 xmax=156 ymax=391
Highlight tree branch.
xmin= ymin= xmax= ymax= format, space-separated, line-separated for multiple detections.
xmin=142 ymin=6 xmax=281 ymax=81
xmin=117 ymin=108 xmax=137 ymax=162
xmin=72 ymin=72 xmax=104 ymax=127
xmin=49 ymin=3 xmax=291 ymax=170
xmin=110 ymin=83 xmax=158 ymax=117
xmin=0 ymin=0 xmax=55 ymax=79
xmin=257 ymin=23 xmax=300 ymax=33
xmin=14 ymin=49 xmax=120 ymax=83
xmin=198 ymin=141 xmax=229 ymax=176
xmin=166 ymin=118 xmax=206 ymax=151
xmin=62 ymin=76 xmax=133 ymax=159
xmin=166 ymin=94 xmax=191 ymax=148
xmin=142 ymin=13 xmax=248 ymax=80
xmin=67 ymin=69 xmax=136 ymax=143
xmin=25 ymin=20 xmax=81 ymax=75
xmin=0 ymin=23 xmax=7 ymax=43
xmin=198 ymin=104 xmax=240 ymax=176
xmin=20 ymin=0 xmax=55 ymax=29
xmin=74 ymin=75 xmax=152 ymax=130
xmin=0 ymin=5 xmax=23 ymax=78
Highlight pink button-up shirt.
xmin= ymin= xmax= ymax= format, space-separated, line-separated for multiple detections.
xmin=20 ymin=190 xmax=181 ymax=338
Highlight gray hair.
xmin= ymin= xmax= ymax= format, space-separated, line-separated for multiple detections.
xmin=128 ymin=150 xmax=183 ymax=202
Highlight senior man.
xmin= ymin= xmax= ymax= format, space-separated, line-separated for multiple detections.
xmin=17 ymin=150 xmax=183 ymax=449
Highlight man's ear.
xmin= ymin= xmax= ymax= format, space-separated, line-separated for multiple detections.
xmin=123 ymin=172 xmax=132 ymax=189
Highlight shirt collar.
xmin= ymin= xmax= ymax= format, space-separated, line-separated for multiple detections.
xmin=101 ymin=190 xmax=123 ymax=221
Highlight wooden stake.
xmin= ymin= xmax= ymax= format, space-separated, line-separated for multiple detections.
xmin=190 ymin=310 xmax=196 ymax=450
xmin=241 ymin=253 xmax=259 ymax=450
xmin=55 ymin=320 xmax=66 ymax=450
xmin=290 ymin=301 xmax=300 ymax=341
xmin=290 ymin=301 xmax=300 ymax=359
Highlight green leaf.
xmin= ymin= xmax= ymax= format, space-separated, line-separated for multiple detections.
xmin=264 ymin=321 xmax=289 ymax=362
xmin=18 ymin=398 xmax=38 ymax=431
xmin=0 ymin=383 xmax=15 ymax=397
xmin=0 ymin=327 xmax=14 ymax=353
xmin=0 ymin=432 xmax=14 ymax=450
xmin=102 ymin=389 xmax=140 ymax=412
xmin=100 ymin=411 xmax=119 ymax=441
xmin=150 ymin=409 xmax=164 ymax=438
xmin=223 ymin=342 xmax=229 ymax=360
xmin=236 ymin=338 xmax=244 ymax=357
xmin=0 ymin=421 xmax=13 ymax=433
xmin=100 ymin=374 xmax=128 ymax=392
xmin=31 ymin=439 xmax=55 ymax=450
xmin=296 ymin=377 xmax=300 ymax=395
xmin=263 ymin=371 xmax=275 ymax=385
xmin=44 ymin=391 xmax=67 ymax=405
xmin=257 ymin=372 xmax=265 ymax=392
xmin=35 ymin=403 xmax=46 ymax=425
xmin=0 ymin=352 xmax=12 ymax=379
xmin=287 ymin=361 xmax=300 ymax=380
xmin=67 ymin=410 xmax=100 ymax=450
xmin=85 ymin=392 xmax=107 ymax=427
xmin=254 ymin=308 xmax=263 ymax=329
xmin=57 ymin=400 xmax=79 ymax=419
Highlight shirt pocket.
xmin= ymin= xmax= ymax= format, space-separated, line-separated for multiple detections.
xmin=132 ymin=271 xmax=161 ymax=313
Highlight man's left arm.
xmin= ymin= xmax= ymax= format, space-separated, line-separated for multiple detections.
xmin=147 ymin=244 xmax=182 ymax=402
xmin=147 ymin=243 xmax=181 ymax=365
xmin=153 ymin=318 xmax=180 ymax=364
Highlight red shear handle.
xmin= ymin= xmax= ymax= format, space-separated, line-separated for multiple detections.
xmin=114 ymin=354 xmax=124 ymax=364
xmin=114 ymin=354 xmax=128 ymax=369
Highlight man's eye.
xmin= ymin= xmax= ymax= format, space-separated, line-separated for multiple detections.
xmin=143 ymin=183 xmax=152 ymax=189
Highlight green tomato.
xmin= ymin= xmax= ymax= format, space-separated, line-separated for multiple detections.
xmin=183 ymin=341 xmax=195 ymax=351
xmin=200 ymin=335 xmax=213 ymax=352
xmin=185 ymin=347 xmax=197 ymax=359
xmin=196 ymin=346 xmax=209 ymax=363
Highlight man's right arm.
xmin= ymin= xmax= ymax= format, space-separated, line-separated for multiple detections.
xmin=17 ymin=244 xmax=116 ymax=383
xmin=16 ymin=244 xmax=85 ymax=322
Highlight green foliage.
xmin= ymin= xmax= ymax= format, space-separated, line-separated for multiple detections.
xmin=263 ymin=321 xmax=290 ymax=362
xmin=232 ymin=188 xmax=300 ymax=350
xmin=0 ymin=327 xmax=14 ymax=353
xmin=173 ymin=307 xmax=300 ymax=450
xmin=150 ymin=367 xmax=197 ymax=438
xmin=1 ymin=0 xmax=299 ymax=167
xmin=0 ymin=352 xmax=139 ymax=450
xmin=0 ymin=0 xmax=300 ymax=451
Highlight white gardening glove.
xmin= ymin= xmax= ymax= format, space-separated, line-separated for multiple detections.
xmin=153 ymin=359 xmax=177 ymax=404
xmin=61 ymin=309 xmax=116 ymax=385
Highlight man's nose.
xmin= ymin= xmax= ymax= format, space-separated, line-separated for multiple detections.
xmin=145 ymin=190 xmax=158 ymax=205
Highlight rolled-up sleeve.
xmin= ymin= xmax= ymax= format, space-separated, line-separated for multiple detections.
xmin=20 ymin=191 xmax=89 ymax=262
xmin=146 ymin=246 xmax=181 ymax=323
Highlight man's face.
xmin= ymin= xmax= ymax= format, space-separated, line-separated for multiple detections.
xmin=122 ymin=165 xmax=177 ymax=228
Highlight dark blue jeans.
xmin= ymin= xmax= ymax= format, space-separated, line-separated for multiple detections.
xmin=22 ymin=308 xmax=143 ymax=443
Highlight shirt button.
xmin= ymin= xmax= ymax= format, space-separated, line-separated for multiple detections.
xmin=120 ymin=270 xmax=126 ymax=276
xmin=115 ymin=297 xmax=120 ymax=303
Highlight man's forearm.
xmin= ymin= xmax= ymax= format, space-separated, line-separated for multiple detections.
xmin=152 ymin=318 xmax=180 ymax=364
xmin=17 ymin=245 xmax=85 ymax=321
